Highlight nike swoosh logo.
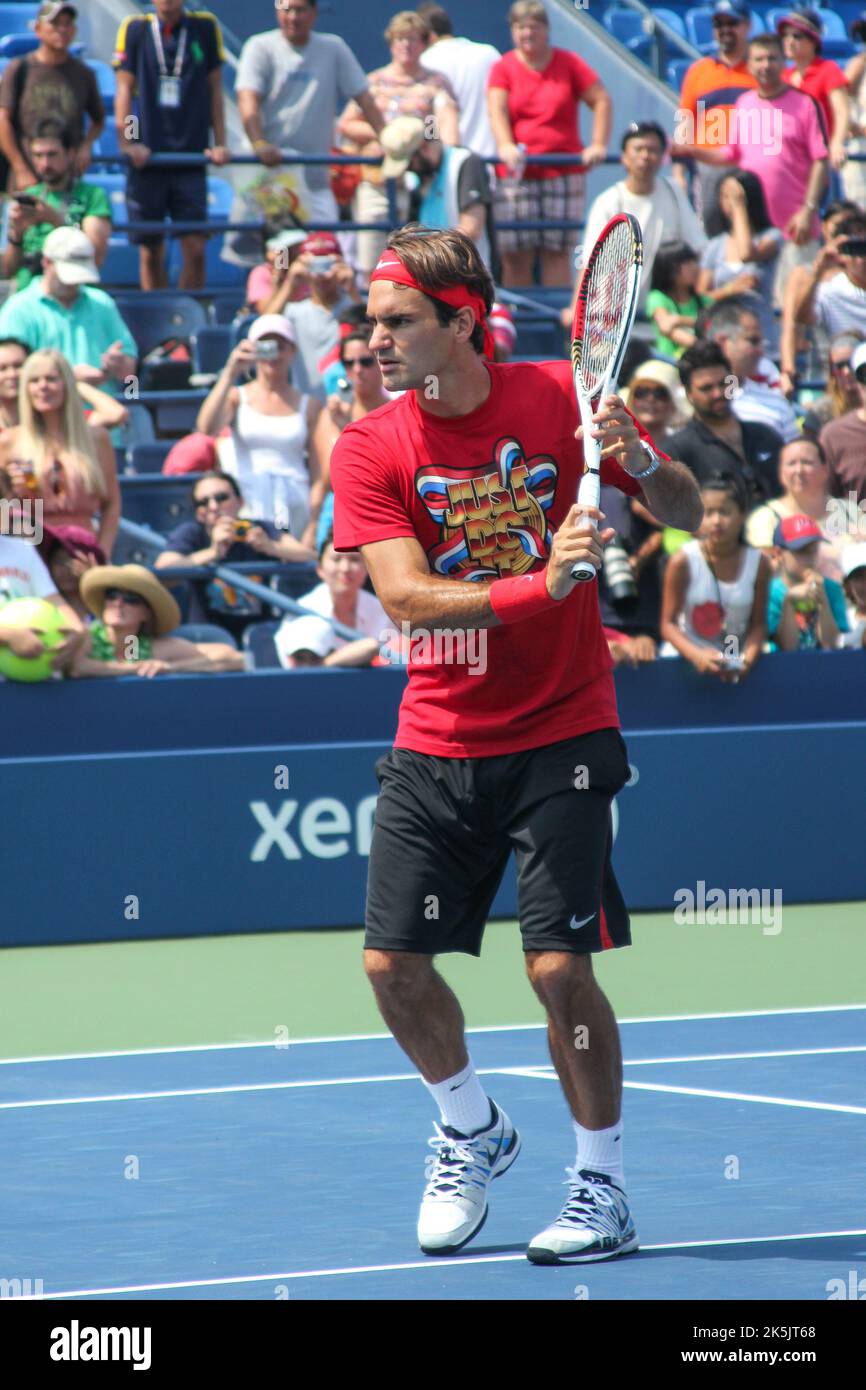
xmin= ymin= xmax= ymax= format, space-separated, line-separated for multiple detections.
xmin=569 ymin=911 xmax=596 ymax=930
xmin=449 ymin=1078 xmax=471 ymax=1091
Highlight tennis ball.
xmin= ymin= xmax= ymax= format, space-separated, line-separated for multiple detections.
xmin=0 ymin=597 xmax=66 ymax=682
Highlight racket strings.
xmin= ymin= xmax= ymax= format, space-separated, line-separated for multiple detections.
xmin=576 ymin=225 xmax=637 ymax=398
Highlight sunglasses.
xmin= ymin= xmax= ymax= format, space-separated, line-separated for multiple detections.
xmin=195 ymin=491 xmax=234 ymax=507
xmin=104 ymin=588 xmax=148 ymax=606
xmin=632 ymin=385 xmax=670 ymax=401
xmin=342 ymin=355 xmax=376 ymax=370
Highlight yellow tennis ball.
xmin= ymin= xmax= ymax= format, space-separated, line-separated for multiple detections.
xmin=0 ymin=597 xmax=65 ymax=682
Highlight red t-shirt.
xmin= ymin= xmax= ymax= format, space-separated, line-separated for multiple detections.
xmin=782 ymin=58 xmax=848 ymax=141
xmin=331 ymin=359 xmax=665 ymax=758
xmin=487 ymin=48 xmax=598 ymax=180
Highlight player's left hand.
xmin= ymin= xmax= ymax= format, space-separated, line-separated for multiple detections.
xmin=576 ymin=394 xmax=645 ymax=476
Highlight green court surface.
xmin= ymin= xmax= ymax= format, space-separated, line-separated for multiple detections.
xmin=1 ymin=902 xmax=864 ymax=1057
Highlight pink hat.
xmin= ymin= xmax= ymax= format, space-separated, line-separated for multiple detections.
xmin=248 ymin=313 xmax=297 ymax=346
xmin=300 ymin=232 xmax=341 ymax=258
xmin=38 ymin=523 xmax=105 ymax=564
xmin=162 ymin=433 xmax=218 ymax=476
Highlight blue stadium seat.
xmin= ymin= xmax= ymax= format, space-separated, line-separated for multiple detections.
xmin=86 ymin=58 xmax=115 ymax=108
xmin=113 ymin=294 xmax=208 ymax=357
xmin=92 ymin=122 xmax=120 ymax=159
xmin=192 ymin=324 xmax=233 ymax=376
xmin=686 ymin=7 xmax=716 ymax=52
xmin=668 ymin=55 xmax=693 ymax=90
xmin=270 ymin=565 xmax=319 ymax=603
xmin=0 ymin=6 xmax=38 ymax=39
xmin=233 ymin=313 xmax=256 ymax=343
xmin=163 ymin=176 xmax=244 ymax=289
xmin=652 ymin=8 xmax=688 ymax=40
xmin=118 ymin=473 xmax=204 ymax=535
xmin=127 ymin=442 xmax=173 ymax=474
xmin=0 ymin=34 xmax=38 ymax=57
xmin=212 ymin=295 xmax=247 ymax=324
xmin=175 ymin=622 xmax=238 ymax=647
xmin=110 ymin=531 xmax=156 ymax=566
xmin=242 ymin=620 xmax=281 ymax=670
xmin=603 ymin=8 xmax=646 ymax=46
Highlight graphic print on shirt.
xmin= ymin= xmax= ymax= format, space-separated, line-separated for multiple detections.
xmin=415 ymin=436 xmax=558 ymax=579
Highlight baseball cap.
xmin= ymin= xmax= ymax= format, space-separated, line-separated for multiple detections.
xmin=35 ymin=2 xmax=77 ymax=20
xmin=712 ymin=1 xmax=750 ymax=20
xmin=851 ymin=342 xmax=866 ymax=380
xmin=248 ymin=313 xmax=296 ymax=346
xmin=380 ymin=116 xmax=427 ymax=180
xmin=300 ymin=232 xmax=341 ymax=258
xmin=42 ymin=226 xmax=99 ymax=285
xmin=281 ymin=615 xmax=335 ymax=659
xmin=840 ymin=541 xmax=866 ymax=579
xmin=773 ymin=514 xmax=824 ymax=549
xmin=266 ymin=228 xmax=307 ymax=255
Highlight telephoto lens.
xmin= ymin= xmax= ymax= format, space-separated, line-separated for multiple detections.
xmin=602 ymin=538 xmax=638 ymax=612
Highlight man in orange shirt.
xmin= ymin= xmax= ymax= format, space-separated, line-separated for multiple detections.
xmin=675 ymin=0 xmax=757 ymax=221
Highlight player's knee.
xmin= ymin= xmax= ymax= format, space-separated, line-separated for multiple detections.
xmin=363 ymin=948 xmax=433 ymax=998
xmin=524 ymin=950 xmax=594 ymax=1008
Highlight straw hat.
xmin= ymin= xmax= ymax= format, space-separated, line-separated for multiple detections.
xmin=80 ymin=564 xmax=181 ymax=637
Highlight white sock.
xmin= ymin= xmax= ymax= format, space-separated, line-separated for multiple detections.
xmin=423 ymin=1060 xmax=493 ymax=1136
xmin=574 ymin=1119 xmax=624 ymax=1188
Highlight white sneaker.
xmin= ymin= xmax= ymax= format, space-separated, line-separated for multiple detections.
xmin=417 ymin=1101 xmax=521 ymax=1255
xmin=526 ymin=1167 xmax=639 ymax=1265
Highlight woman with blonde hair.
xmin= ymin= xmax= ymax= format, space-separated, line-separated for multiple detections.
xmin=337 ymin=10 xmax=459 ymax=277
xmin=0 ymin=348 xmax=120 ymax=556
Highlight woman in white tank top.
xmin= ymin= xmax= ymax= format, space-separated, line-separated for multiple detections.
xmin=196 ymin=315 xmax=324 ymax=546
xmin=660 ymin=473 xmax=770 ymax=680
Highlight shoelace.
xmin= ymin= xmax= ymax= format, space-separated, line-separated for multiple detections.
xmin=555 ymin=1167 xmax=621 ymax=1231
xmin=422 ymin=1125 xmax=493 ymax=1200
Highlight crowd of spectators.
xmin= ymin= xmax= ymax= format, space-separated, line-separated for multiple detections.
xmin=1 ymin=0 xmax=866 ymax=685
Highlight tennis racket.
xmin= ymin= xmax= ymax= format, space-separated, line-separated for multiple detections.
xmin=570 ymin=213 xmax=643 ymax=581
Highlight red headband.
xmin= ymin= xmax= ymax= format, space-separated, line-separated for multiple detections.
xmin=369 ymin=251 xmax=496 ymax=360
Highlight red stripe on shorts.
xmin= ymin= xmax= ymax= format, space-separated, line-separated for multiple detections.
xmin=599 ymin=902 xmax=613 ymax=950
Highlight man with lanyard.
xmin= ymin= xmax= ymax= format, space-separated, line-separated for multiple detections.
xmin=330 ymin=227 xmax=702 ymax=1263
xmin=114 ymin=0 xmax=229 ymax=291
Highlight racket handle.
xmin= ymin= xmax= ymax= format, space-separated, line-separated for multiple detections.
xmin=570 ymin=516 xmax=598 ymax=583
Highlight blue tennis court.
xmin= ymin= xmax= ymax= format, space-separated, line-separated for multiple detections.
xmin=4 ymin=1005 xmax=864 ymax=1302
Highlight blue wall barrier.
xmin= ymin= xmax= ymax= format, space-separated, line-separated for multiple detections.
xmin=1 ymin=652 xmax=864 ymax=947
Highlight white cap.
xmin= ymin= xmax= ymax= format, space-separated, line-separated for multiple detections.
xmin=280 ymin=615 xmax=334 ymax=658
xmin=42 ymin=226 xmax=99 ymax=285
xmin=841 ymin=541 xmax=866 ymax=579
xmin=248 ymin=313 xmax=296 ymax=346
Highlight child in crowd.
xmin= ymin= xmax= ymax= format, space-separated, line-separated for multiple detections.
xmin=660 ymin=471 xmax=769 ymax=680
xmin=768 ymin=515 xmax=849 ymax=651
xmin=646 ymin=240 xmax=712 ymax=359
xmin=838 ymin=543 xmax=866 ymax=650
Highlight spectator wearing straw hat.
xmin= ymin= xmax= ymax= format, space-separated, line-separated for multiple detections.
xmin=73 ymin=563 xmax=243 ymax=676
xmin=778 ymin=8 xmax=850 ymax=171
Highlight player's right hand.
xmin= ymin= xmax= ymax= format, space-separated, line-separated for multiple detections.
xmin=546 ymin=504 xmax=614 ymax=600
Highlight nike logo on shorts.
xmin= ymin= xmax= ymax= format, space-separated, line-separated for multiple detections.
xmin=569 ymin=911 xmax=596 ymax=930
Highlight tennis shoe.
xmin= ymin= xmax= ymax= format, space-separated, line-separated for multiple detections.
xmin=417 ymin=1100 xmax=521 ymax=1255
xmin=526 ymin=1167 xmax=639 ymax=1264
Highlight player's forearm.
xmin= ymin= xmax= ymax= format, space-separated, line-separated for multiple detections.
xmin=637 ymin=459 xmax=703 ymax=532
xmin=379 ymin=572 xmax=504 ymax=632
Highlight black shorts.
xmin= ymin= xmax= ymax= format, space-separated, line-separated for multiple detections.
xmin=365 ymin=728 xmax=632 ymax=957
xmin=125 ymin=167 xmax=208 ymax=246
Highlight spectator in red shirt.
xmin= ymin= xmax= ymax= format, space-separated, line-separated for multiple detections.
xmin=487 ymin=0 xmax=611 ymax=287
xmin=778 ymin=8 xmax=850 ymax=170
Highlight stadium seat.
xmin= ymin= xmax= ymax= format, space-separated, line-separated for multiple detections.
xmin=233 ymin=313 xmax=257 ymax=343
xmin=0 ymin=6 xmax=39 ymax=40
xmin=175 ymin=622 xmax=238 ymax=647
xmin=0 ymin=34 xmax=38 ymax=57
xmin=242 ymin=619 xmax=282 ymax=670
xmin=163 ymin=177 xmax=244 ymax=289
xmin=651 ymin=8 xmax=688 ymax=40
xmin=113 ymin=295 xmax=208 ymax=357
xmin=668 ymin=55 xmax=693 ymax=90
xmin=110 ymin=531 xmax=156 ymax=566
xmin=127 ymin=442 xmax=173 ymax=474
xmin=86 ymin=58 xmax=115 ymax=109
xmin=192 ymin=325 xmax=233 ymax=376
xmin=270 ymin=565 xmax=319 ymax=603
xmin=92 ymin=122 xmax=121 ymax=159
xmin=118 ymin=473 xmax=204 ymax=534
xmin=212 ymin=295 xmax=247 ymax=324
xmin=685 ymin=7 xmax=716 ymax=52
xmin=603 ymin=8 xmax=646 ymax=47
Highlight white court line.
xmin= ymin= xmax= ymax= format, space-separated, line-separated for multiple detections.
xmin=622 ymin=1080 xmax=866 ymax=1117
xmin=3 ymin=1046 xmax=865 ymax=1112
xmin=1 ymin=1003 xmax=863 ymax=1067
xmin=15 ymin=1228 xmax=866 ymax=1300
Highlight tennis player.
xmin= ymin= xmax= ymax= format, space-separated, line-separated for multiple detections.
xmin=330 ymin=226 xmax=702 ymax=1264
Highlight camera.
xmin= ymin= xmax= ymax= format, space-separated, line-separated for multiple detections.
xmin=233 ymin=519 xmax=252 ymax=539
xmin=255 ymin=340 xmax=280 ymax=361
xmin=602 ymin=538 xmax=638 ymax=612
xmin=308 ymin=254 xmax=337 ymax=275
xmin=336 ymin=377 xmax=353 ymax=401
xmin=840 ymin=239 xmax=866 ymax=257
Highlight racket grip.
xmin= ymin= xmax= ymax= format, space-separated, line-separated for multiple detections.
xmin=570 ymin=515 xmax=599 ymax=582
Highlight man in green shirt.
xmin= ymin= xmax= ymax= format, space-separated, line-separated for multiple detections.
xmin=2 ymin=119 xmax=112 ymax=291
xmin=0 ymin=225 xmax=137 ymax=391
